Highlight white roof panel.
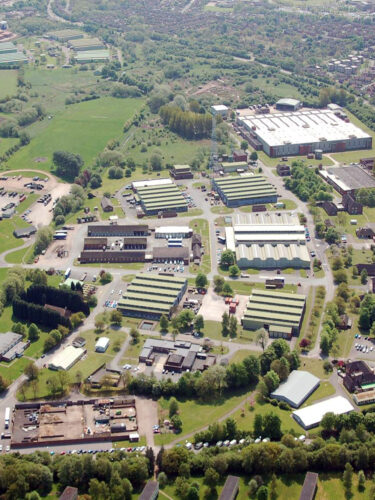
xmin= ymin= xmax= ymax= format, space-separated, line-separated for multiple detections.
xmin=292 ymin=395 xmax=354 ymax=428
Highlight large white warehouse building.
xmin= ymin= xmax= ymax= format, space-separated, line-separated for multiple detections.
xmin=225 ymin=212 xmax=310 ymax=269
xmin=237 ymin=109 xmax=372 ymax=158
xmin=48 ymin=345 xmax=85 ymax=371
xmin=292 ymin=395 xmax=354 ymax=429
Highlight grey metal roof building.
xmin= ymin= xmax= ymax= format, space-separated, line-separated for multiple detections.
xmin=13 ymin=226 xmax=37 ymax=238
xmin=271 ymin=370 xmax=320 ymax=408
xmin=219 ymin=476 xmax=240 ymax=500
xmin=118 ymin=273 xmax=187 ymax=319
xmin=299 ymin=472 xmax=318 ymax=500
xmin=212 ymin=174 xmax=277 ymax=207
xmin=87 ymin=225 xmax=148 ymax=237
xmin=136 ymin=182 xmax=188 ymax=215
xmin=139 ymin=481 xmax=159 ymax=500
xmin=242 ymin=289 xmax=306 ymax=336
xmin=153 ymin=246 xmax=190 ymax=264
xmin=0 ymin=332 xmax=23 ymax=357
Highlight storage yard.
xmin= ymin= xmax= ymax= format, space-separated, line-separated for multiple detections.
xmin=10 ymin=399 xmax=138 ymax=448
xmin=212 ymin=174 xmax=277 ymax=207
xmin=241 ymin=289 xmax=306 ymax=337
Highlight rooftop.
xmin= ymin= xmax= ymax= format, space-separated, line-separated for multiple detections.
xmin=293 ymin=395 xmax=354 ymax=428
xmin=214 ymin=174 xmax=276 ymax=201
xmin=137 ymin=181 xmax=188 ymax=213
xmin=238 ymin=109 xmax=371 ymax=147
xmin=271 ymin=370 xmax=320 ymax=408
xmin=48 ymin=346 xmax=85 ymax=371
xmin=325 ymin=165 xmax=375 ymax=191
xmin=0 ymin=332 xmax=22 ymax=355
xmin=132 ymin=178 xmax=172 ymax=189
xmin=219 ymin=475 xmax=240 ymax=500
xmin=276 ymin=98 xmax=301 ymax=107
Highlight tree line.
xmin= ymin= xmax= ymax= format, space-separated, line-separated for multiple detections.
xmin=159 ymin=105 xmax=212 ymax=139
xmin=22 ymin=285 xmax=90 ymax=316
xmin=285 ymin=162 xmax=333 ymax=202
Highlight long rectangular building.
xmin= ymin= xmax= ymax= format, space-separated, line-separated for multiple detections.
xmin=87 ymin=225 xmax=148 ymax=237
xmin=293 ymin=396 xmax=354 ymax=429
xmin=137 ymin=182 xmax=188 ymax=215
xmin=79 ymin=250 xmax=145 ymax=264
xmin=212 ymin=174 xmax=277 ymax=207
xmin=69 ymin=37 xmax=105 ymax=51
xmin=117 ymin=274 xmax=187 ymax=320
xmin=238 ymin=109 xmax=372 ymax=158
xmin=242 ymin=288 xmax=306 ymax=336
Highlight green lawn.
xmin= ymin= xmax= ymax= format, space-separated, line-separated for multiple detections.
xmin=229 ymin=349 xmax=261 ymax=364
xmin=0 ymin=137 xmax=19 ymax=156
xmin=155 ymin=390 xmax=250 ymax=445
xmin=0 ymin=357 xmax=31 ymax=383
xmin=0 ymin=216 xmax=31 ymax=254
xmin=5 ymin=244 xmax=34 ymax=264
xmin=7 ymin=97 xmax=145 ymax=173
xmin=210 ymin=206 xmax=234 ymax=214
xmin=300 ymin=381 xmax=336 ymax=407
xmin=298 ymin=357 xmax=331 ymax=379
xmin=0 ymin=70 xmax=18 ymax=98
xmin=189 ymin=218 xmax=211 ymax=274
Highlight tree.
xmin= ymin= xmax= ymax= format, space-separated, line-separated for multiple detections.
xmin=70 ymin=311 xmax=85 ymax=329
xmin=358 ymin=470 xmax=366 ymax=492
xmin=171 ymin=414 xmax=182 ymax=433
xmin=229 ymin=264 xmax=240 ymax=277
xmin=256 ymin=328 xmax=268 ymax=351
xmin=250 ymin=151 xmax=258 ymax=161
xmin=257 ymin=486 xmax=269 ymax=500
xmin=130 ymin=328 xmax=140 ymax=344
xmin=28 ymin=323 xmax=40 ymax=341
xmin=323 ymin=360 xmax=333 ymax=373
xmin=254 ymin=414 xmax=263 ymax=437
xmin=222 ymin=282 xmax=233 ymax=296
xmin=53 ymin=150 xmax=83 ymax=179
xmin=320 ymin=334 xmax=331 ymax=356
xmin=100 ymin=272 xmax=113 ymax=284
xmin=24 ymin=362 xmax=39 ymax=381
xmin=160 ymin=314 xmax=169 ymax=332
xmin=34 ymin=227 xmax=53 ymax=255
xmin=263 ymin=412 xmax=282 ymax=441
xmin=321 ymin=412 xmax=336 ymax=433
xmin=263 ymin=370 xmax=280 ymax=393
xmin=333 ymin=270 xmax=348 ymax=284
xmin=158 ymin=472 xmax=167 ymax=488
xmin=220 ymin=250 xmax=235 ymax=268
xmin=194 ymin=315 xmax=204 ymax=333
xmin=270 ymin=474 xmax=277 ymax=500
xmin=186 ymin=487 xmax=199 ymax=500
xmin=110 ymin=309 xmax=123 ymax=325
xmin=229 ymin=315 xmax=237 ymax=338
xmin=195 ymin=273 xmax=208 ymax=289
xmin=222 ymin=312 xmax=230 ymax=336
xmin=248 ymin=479 xmax=258 ymax=496
xmin=240 ymin=140 xmax=248 ymax=151
xmin=361 ymin=268 xmax=368 ymax=285
xmin=343 ymin=462 xmax=353 ymax=499
xmin=204 ymin=467 xmax=219 ymax=490
xmin=214 ymin=275 xmax=225 ymax=293
xmin=169 ymin=397 xmax=179 ymax=418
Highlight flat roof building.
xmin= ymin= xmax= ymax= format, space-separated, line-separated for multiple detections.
xmin=212 ymin=174 xmax=277 ymax=208
xmin=118 ymin=273 xmax=188 ymax=320
xmin=271 ymin=370 xmax=320 ymax=408
xmin=48 ymin=346 xmax=86 ymax=371
xmin=74 ymin=50 xmax=110 ymax=63
xmin=0 ymin=51 xmax=28 ymax=66
xmin=299 ymin=472 xmax=318 ymax=500
xmin=276 ymin=98 xmax=302 ymax=112
xmin=59 ymin=486 xmax=78 ymax=500
xmin=95 ymin=337 xmax=110 ymax=353
xmin=13 ymin=226 xmax=37 ymax=238
xmin=69 ymin=37 xmax=105 ymax=51
xmin=155 ymin=226 xmax=192 ymax=239
xmin=293 ymin=396 xmax=354 ymax=429
xmin=238 ymin=109 xmax=372 ymax=158
xmin=171 ymin=165 xmax=193 ymax=179
xmin=79 ymin=250 xmax=146 ymax=264
xmin=219 ymin=475 xmax=240 ymax=500
xmin=47 ymin=29 xmax=84 ymax=41
xmin=211 ymin=104 xmax=229 ymax=117
xmin=320 ymin=166 xmax=375 ymax=195
xmin=242 ymin=289 xmax=306 ymax=336
xmin=87 ymin=225 xmax=148 ymax=237
xmin=132 ymin=178 xmax=173 ymax=190
xmin=226 ymin=213 xmax=309 ymax=269
xmin=153 ymin=246 xmax=190 ymax=264
xmin=136 ymin=182 xmax=188 ymax=215
xmin=0 ymin=332 xmax=23 ymax=356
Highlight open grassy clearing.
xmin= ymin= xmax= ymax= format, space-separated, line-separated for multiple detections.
xmin=0 ymin=137 xmax=19 ymax=156
xmin=5 ymin=244 xmax=34 ymax=264
xmin=154 ymin=390 xmax=249 ymax=445
xmin=0 ymin=70 xmax=18 ymax=99
xmin=300 ymin=381 xmax=336 ymax=406
xmin=0 ymin=215 xmax=30 ymax=254
xmin=7 ymin=97 xmax=145 ymax=173
xmin=298 ymin=357 xmax=331 ymax=379
xmin=229 ymin=349 xmax=261 ymax=364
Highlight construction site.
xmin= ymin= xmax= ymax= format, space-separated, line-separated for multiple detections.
xmin=10 ymin=398 xmax=139 ymax=449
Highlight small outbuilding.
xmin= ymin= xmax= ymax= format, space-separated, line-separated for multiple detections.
xmin=101 ymin=197 xmax=113 ymax=212
xmin=270 ymin=370 xmax=320 ymax=408
xmin=95 ymin=337 xmax=110 ymax=353
xmin=13 ymin=226 xmax=37 ymax=238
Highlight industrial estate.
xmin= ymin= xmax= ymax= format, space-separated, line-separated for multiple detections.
xmin=2 ymin=0 xmax=375 ymax=497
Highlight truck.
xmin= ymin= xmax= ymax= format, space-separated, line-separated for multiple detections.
xmin=64 ymin=268 xmax=71 ymax=279
xmin=4 ymin=408 xmax=10 ymax=429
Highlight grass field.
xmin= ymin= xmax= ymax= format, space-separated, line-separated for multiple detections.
xmin=0 ymin=70 xmax=18 ymax=99
xmin=5 ymin=244 xmax=34 ymax=264
xmin=7 ymin=97 xmax=145 ymax=173
xmin=154 ymin=390 xmax=249 ymax=445
xmin=0 ymin=216 xmax=30 ymax=254
xmin=0 ymin=137 xmax=19 ymax=156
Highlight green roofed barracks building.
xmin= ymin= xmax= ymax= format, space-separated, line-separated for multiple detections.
xmin=241 ymin=289 xmax=306 ymax=339
xmin=117 ymin=274 xmax=187 ymax=320
xmin=137 ymin=182 xmax=188 ymax=215
xmin=212 ymin=174 xmax=277 ymax=208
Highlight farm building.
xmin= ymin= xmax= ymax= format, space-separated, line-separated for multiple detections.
xmin=48 ymin=346 xmax=86 ymax=371
xmin=270 ymin=370 xmax=320 ymax=408
xmin=117 ymin=274 xmax=187 ymax=320
xmin=212 ymin=174 xmax=277 ymax=207
xmin=95 ymin=337 xmax=110 ymax=353
xmin=292 ymin=396 xmax=354 ymax=429
xmin=219 ymin=476 xmax=240 ymax=500
xmin=319 ymin=166 xmax=375 ymax=195
xmin=74 ymin=50 xmax=110 ymax=63
xmin=0 ymin=50 xmax=27 ymax=66
xmin=211 ymin=104 xmax=229 ymax=117
xmin=136 ymin=181 xmax=188 ymax=215
xmin=139 ymin=481 xmax=159 ymax=500
xmin=241 ymin=289 xmax=306 ymax=337
xmin=0 ymin=41 xmax=16 ymax=54
xmin=47 ymin=29 xmax=84 ymax=41
xmin=275 ymin=98 xmax=302 ymax=112
xmin=171 ymin=165 xmax=193 ymax=179
xmin=69 ymin=37 xmax=105 ymax=51
xmin=87 ymin=225 xmax=148 ymax=237
xmin=155 ymin=226 xmax=192 ymax=239
xmin=237 ymin=109 xmax=372 ymax=158
xmin=225 ymin=212 xmax=309 ymax=269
